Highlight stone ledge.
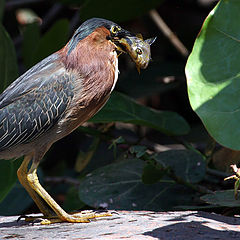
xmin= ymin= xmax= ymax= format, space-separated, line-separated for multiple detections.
xmin=1 ymin=211 xmax=240 ymax=239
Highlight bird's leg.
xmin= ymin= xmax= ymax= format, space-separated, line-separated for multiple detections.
xmin=26 ymin=161 xmax=111 ymax=224
xmin=17 ymin=155 xmax=54 ymax=218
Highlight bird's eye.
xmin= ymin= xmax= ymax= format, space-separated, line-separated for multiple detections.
xmin=136 ymin=48 xmax=142 ymax=55
xmin=111 ymin=25 xmax=121 ymax=34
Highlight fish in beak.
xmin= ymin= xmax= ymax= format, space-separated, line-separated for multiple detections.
xmin=113 ymin=33 xmax=156 ymax=73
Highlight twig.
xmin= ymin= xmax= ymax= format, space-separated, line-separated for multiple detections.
xmin=69 ymin=10 xmax=80 ymax=36
xmin=206 ymin=168 xmax=229 ymax=179
xmin=167 ymin=168 xmax=213 ymax=194
xmin=41 ymin=3 xmax=64 ymax=32
xmin=44 ymin=176 xmax=80 ymax=186
xmin=149 ymin=9 xmax=189 ymax=58
xmin=5 ymin=0 xmax=46 ymax=10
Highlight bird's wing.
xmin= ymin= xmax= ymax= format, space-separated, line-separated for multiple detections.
xmin=0 ymin=54 xmax=63 ymax=108
xmin=0 ymin=53 xmax=75 ymax=151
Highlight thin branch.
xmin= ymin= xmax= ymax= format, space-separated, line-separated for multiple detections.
xmin=44 ymin=176 xmax=80 ymax=186
xmin=149 ymin=9 xmax=189 ymax=58
xmin=5 ymin=0 xmax=46 ymax=10
xmin=69 ymin=10 xmax=80 ymax=36
xmin=41 ymin=3 xmax=64 ymax=31
xmin=206 ymin=168 xmax=229 ymax=179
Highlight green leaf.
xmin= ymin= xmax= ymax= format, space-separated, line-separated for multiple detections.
xmin=22 ymin=22 xmax=41 ymax=68
xmin=80 ymin=0 xmax=164 ymax=22
xmin=201 ymin=190 xmax=240 ymax=207
xmin=154 ymin=150 xmax=206 ymax=183
xmin=31 ymin=19 xmax=69 ymax=65
xmin=0 ymin=158 xmax=22 ymax=203
xmin=129 ymin=145 xmax=147 ymax=158
xmin=0 ymin=23 xmax=18 ymax=92
xmin=78 ymin=159 xmax=196 ymax=211
xmin=90 ymin=92 xmax=190 ymax=136
xmin=186 ymin=0 xmax=240 ymax=150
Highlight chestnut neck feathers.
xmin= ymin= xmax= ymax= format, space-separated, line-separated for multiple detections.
xmin=58 ymin=26 xmax=118 ymax=106
xmin=61 ymin=27 xmax=116 ymax=74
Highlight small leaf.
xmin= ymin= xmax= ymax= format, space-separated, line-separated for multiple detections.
xmin=90 ymin=92 xmax=190 ymax=136
xmin=129 ymin=145 xmax=147 ymax=158
xmin=0 ymin=23 xmax=18 ymax=92
xmin=108 ymin=136 xmax=125 ymax=150
xmin=154 ymin=150 xmax=206 ymax=183
xmin=201 ymin=190 xmax=240 ymax=207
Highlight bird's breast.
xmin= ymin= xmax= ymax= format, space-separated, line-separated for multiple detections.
xmin=57 ymin=45 xmax=118 ymax=136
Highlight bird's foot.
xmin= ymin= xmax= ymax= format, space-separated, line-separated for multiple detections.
xmin=18 ymin=210 xmax=113 ymax=225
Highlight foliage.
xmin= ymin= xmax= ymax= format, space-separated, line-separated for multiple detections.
xmin=186 ymin=0 xmax=240 ymax=208
xmin=0 ymin=0 xmax=238 ymax=217
xmin=91 ymin=91 xmax=190 ymax=136
xmin=79 ymin=149 xmax=205 ymax=210
xmin=186 ymin=0 xmax=240 ymax=150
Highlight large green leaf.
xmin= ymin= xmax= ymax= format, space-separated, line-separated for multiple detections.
xmin=90 ymin=92 xmax=190 ymax=136
xmin=78 ymin=159 xmax=195 ymax=211
xmin=80 ymin=0 xmax=164 ymax=22
xmin=0 ymin=23 xmax=18 ymax=92
xmin=186 ymin=0 xmax=240 ymax=150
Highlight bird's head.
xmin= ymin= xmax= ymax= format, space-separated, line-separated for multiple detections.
xmin=66 ymin=18 xmax=155 ymax=72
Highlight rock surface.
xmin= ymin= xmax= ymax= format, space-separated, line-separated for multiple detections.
xmin=1 ymin=211 xmax=240 ymax=239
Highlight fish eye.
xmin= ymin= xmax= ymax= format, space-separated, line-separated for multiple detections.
xmin=111 ymin=25 xmax=121 ymax=34
xmin=136 ymin=48 xmax=142 ymax=55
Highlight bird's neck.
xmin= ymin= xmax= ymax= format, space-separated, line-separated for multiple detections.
xmin=58 ymin=27 xmax=119 ymax=110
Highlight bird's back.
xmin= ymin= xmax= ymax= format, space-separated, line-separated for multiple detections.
xmin=0 ymin=54 xmax=74 ymax=156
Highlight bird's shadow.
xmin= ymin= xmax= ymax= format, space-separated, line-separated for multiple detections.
xmin=143 ymin=211 xmax=240 ymax=239
xmin=0 ymin=219 xmax=33 ymax=228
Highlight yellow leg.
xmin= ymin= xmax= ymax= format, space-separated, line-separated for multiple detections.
xmin=17 ymin=155 xmax=53 ymax=217
xmin=25 ymin=160 xmax=111 ymax=224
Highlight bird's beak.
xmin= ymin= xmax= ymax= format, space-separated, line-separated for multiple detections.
xmin=111 ymin=31 xmax=156 ymax=72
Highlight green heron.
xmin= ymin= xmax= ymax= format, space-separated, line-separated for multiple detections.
xmin=0 ymin=18 xmax=154 ymax=224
